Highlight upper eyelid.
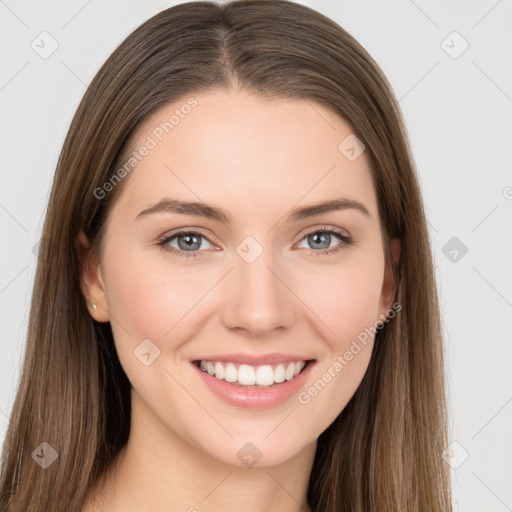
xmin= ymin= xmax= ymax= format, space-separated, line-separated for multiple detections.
xmin=160 ymin=227 xmax=217 ymax=246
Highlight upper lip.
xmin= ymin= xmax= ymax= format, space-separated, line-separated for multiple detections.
xmin=191 ymin=353 xmax=315 ymax=366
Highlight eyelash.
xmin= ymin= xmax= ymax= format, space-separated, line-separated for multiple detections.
xmin=157 ymin=225 xmax=353 ymax=259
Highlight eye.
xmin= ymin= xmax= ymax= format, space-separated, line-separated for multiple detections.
xmin=296 ymin=226 xmax=353 ymax=256
xmin=157 ymin=229 xmax=214 ymax=259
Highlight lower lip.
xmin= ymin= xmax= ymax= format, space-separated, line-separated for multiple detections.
xmin=191 ymin=360 xmax=316 ymax=409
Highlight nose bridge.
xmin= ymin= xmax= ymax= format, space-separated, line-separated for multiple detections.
xmin=222 ymin=237 xmax=295 ymax=335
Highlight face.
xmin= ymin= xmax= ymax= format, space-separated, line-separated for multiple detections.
xmin=80 ymin=88 xmax=397 ymax=468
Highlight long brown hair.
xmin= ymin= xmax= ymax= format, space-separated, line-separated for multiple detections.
xmin=0 ymin=1 xmax=452 ymax=510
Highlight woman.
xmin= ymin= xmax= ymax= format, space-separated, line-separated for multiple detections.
xmin=0 ymin=1 xmax=453 ymax=511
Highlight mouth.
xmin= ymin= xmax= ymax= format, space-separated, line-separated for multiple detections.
xmin=190 ymin=357 xmax=317 ymax=409
xmin=192 ymin=359 xmax=316 ymax=388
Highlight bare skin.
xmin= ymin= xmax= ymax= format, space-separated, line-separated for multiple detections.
xmin=79 ymin=88 xmax=399 ymax=512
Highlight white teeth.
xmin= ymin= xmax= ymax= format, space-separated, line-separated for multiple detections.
xmin=238 ymin=364 xmax=256 ymax=385
xmin=285 ymin=362 xmax=295 ymax=381
xmin=256 ymin=365 xmax=275 ymax=386
xmin=214 ymin=362 xmax=224 ymax=380
xmin=197 ymin=360 xmax=307 ymax=386
xmin=224 ymin=362 xmax=237 ymax=383
xmin=274 ymin=364 xmax=285 ymax=383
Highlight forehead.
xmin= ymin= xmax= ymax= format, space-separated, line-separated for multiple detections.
xmin=111 ymin=89 xmax=378 ymax=224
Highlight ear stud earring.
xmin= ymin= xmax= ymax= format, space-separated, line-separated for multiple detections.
xmin=90 ymin=301 xmax=97 ymax=311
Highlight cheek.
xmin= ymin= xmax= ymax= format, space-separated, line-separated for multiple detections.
xmin=297 ymin=250 xmax=385 ymax=345
xmin=290 ymin=252 xmax=384 ymax=426
xmin=102 ymin=249 xmax=212 ymax=369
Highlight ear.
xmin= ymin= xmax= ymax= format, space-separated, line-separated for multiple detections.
xmin=76 ymin=230 xmax=110 ymax=322
xmin=378 ymin=237 xmax=400 ymax=319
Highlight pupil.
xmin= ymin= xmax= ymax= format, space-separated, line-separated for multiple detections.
xmin=179 ymin=234 xmax=200 ymax=250
xmin=310 ymin=232 xmax=329 ymax=249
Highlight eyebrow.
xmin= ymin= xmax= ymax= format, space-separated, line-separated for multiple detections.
xmin=135 ymin=197 xmax=371 ymax=224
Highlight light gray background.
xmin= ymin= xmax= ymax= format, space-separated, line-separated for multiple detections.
xmin=1 ymin=1 xmax=511 ymax=510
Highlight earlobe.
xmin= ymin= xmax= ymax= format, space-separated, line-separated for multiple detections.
xmin=76 ymin=230 xmax=110 ymax=322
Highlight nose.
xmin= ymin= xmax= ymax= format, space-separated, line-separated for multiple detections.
xmin=220 ymin=248 xmax=296 ymax=337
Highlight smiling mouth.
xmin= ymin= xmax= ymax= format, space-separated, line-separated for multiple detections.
xmin=193 ymin=359 xmax=315 ymax=388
